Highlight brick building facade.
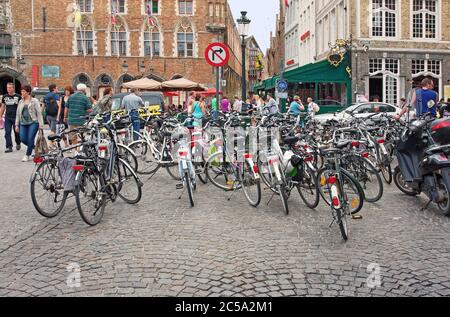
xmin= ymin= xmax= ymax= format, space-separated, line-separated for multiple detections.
xmin=265 ymin=0 xmax=285 ymax=79
xmin=0 ymin=0 xmax=243 ymax=99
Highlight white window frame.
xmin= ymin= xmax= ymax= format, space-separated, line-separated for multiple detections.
xmin=140 ymin=17 xmax=164 ymax=58
xmin=177 ymin=0 xmax=195 ymax=16
xmin=72 ymin=15 xmax=97 ymax=56
xmin=410 ymin=0 xmax=440 ymax=40
xmin=141 ymin=0 xmax=161 ymax=16
xmin=176 ymin=24 xmax=195 ymax=58
xmin=369 ymin=58 xmax=400 ymax=105
xmin=77 ymin=0 xmax=94 ymax=13
xmin=109 ymin=0 xmax=128 ymax=15
xmin=107 ymin=16 xmax=130 ymax=57
xmin=370 ymin=0 xmax=399 ymax=38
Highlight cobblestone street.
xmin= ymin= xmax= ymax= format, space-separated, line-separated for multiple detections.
xmin=0 ymin=134 xmax=450 ymax=297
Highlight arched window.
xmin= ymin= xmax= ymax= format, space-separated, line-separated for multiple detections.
xmin=109 ymin=16 xmax=128 ymax=56
xmin=117 ymin=74 xmax=135 ymax=92
xmin=73 ymin=73 xmax=93 ymax=96
xmin=142 ymin=17 xmax=161 ymax=57
xmin=75 ymin=15 xmax=94 ymax=56
xmin=176 ymin=19 xmax=195 ymax=58
xmin=94 ymin=74 xmax=114 ymax=98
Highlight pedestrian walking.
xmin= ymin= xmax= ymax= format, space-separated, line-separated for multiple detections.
xmin=232 ymin=96 xmax=242 ymax=113
xmin=221 ymin=96 xmax=230 ymax=113
xmin=43 ymin=84 xmax=61 ymax=136
xmin=58 ymin=86 xmax=74 ymax=148
xmin=64 ymin=83 xmax=93 ymax=145
xmin=288 ymin=95 xmax=304 ymax=118
xmin=264 ymin=93 xmax=279 ymax=114
xmin=396 ymin=78 xmax=438 ymax=120
xmin=0 ymin=82 xmax=21 ymax=153
xmin=96 ymin=87 xmax=113 ymax=114
xmin=211 ymin=96 xmax=218 ymax=120
xmin=15 ymin=85 xmax=44 ymax=162
xmin=306 ymin=97 xmax=319 ymax=116
xmin=121 ymin=88 xmax=144 ymax=141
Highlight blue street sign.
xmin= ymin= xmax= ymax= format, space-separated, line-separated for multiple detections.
xmin=277 ymin=79 xmax=288 ymax=92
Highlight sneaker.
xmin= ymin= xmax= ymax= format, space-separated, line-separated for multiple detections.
xmin=5 ymin=148 xmax=12 ymax=153
xmin=16 ymin=144 xmax=21 ymax=151
xmin=21 ymin=155 xmax=30 ymax=162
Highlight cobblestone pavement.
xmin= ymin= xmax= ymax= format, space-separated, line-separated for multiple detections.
xmin=0 ymin=132 xmax=450 ymax=297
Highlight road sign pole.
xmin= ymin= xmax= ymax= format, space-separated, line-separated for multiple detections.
xmin=216 ymin=66 xmax=220 ymax=119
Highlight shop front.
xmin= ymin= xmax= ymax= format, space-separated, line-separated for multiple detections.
xmin=255 ymin=54 xmax=352 ymax=110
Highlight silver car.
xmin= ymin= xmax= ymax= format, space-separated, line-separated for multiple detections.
xmin=313 ymin=102 xmax=402 ymax=123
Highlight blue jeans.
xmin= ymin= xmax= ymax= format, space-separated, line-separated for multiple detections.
xmin=19 ymin=123 xmax=39 ymax=156
xmin=4 ymin=116 xmax=20 ymax=149
xmin=130 ymin=111 xmax=140 ymax=141
xmin=211 ymin=110 xmax=218 ymax=121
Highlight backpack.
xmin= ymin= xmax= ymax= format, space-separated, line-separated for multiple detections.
xmin=45 ymin=95 xmax=59 ymax=117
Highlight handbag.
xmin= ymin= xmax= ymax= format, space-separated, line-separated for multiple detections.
xmin=35 ymin=130 xmax=49 ymax=157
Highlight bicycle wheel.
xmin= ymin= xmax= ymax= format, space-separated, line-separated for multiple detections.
xmin=296 ymin=165 xmax=320 ymax=209
xmin=336 ymin=207 xmax=349 ymax=241
xmin=346 ymin=156 xmax=383 ymax=203
xmin=205 ymin=151 xmax=239 ymax=191
xmin=166 ymin=162 xmax=181 ymax=180
xmin=317 ymin=168 xmax=364 ymax=215
xmin=115 ymin=158 xmax=142 ymax=204
xmin=185 ymin=171 xmax=195 ymax=207
xmin=129 ymin=140 xmax=160 ymax=175
xmin=117 ymin=144 xmax=138 ymax=172
xmin=30 ymin=159 xmax=68 ymax=218
xmin=194 ymin=162 xmax=208 ymax=184
xmin=279 ymin=184 xmax=289 ymax=215
xmin=74 ymin=167 xmax=106 ymax=226
xmin=380 ymin=161 xmax=393 ymax=184
xmin=241 ymin=161 xmax=261 ymax=207
xmin=257 ymin=153 xmax=278 ymax=194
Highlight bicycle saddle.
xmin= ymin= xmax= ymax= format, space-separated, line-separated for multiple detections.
xmin=283 ymin=136 xmax=299 ymax=145
xmin=48 ymin=135 xmax=62 ymax=142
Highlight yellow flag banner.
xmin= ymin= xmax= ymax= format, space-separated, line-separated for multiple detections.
xmin=74 ymin=11 xmax=82 ymax=28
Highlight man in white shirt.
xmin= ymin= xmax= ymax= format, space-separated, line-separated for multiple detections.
xmin=232 ymin=96 xmax=242 ymax=113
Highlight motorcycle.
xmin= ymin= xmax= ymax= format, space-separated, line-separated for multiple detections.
xmin=393 ymin=112 xmax=450 ymax=216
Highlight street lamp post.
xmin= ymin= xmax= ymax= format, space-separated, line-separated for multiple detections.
xmin=121 ymin=60 xmax=129 ymax=74
xmin=237 ymin=11 xmax=250 ymax=101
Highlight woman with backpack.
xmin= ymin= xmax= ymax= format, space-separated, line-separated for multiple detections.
xmin=96 ymin=87 xmax=113 ymax=114
xmin=43 ymin=84 xmax=61 ymax=136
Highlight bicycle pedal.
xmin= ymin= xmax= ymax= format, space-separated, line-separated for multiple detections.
xmin=176 ymin=184 xmax=184 ymax=190
xmin=352 ymin=214 xmax=363 ymax=220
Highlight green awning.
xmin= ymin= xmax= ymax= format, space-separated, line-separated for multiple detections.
xmin=283 ymin=54 xmax=351 ymax=83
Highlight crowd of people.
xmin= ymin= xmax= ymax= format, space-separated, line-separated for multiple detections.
xmin=0 ymin=81 xmax=323 ymax=161
xmin=0 ymin=83 xmax=97 ymax=162
xmin=1 ymin=76 xmax=446 ymax=161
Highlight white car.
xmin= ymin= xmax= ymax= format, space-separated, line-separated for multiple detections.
xmin=313 ymin=102 xmax=402 ymax=123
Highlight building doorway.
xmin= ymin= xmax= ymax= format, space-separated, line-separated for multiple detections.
xmin=369 ymin=76 xmax=383 ymax=102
